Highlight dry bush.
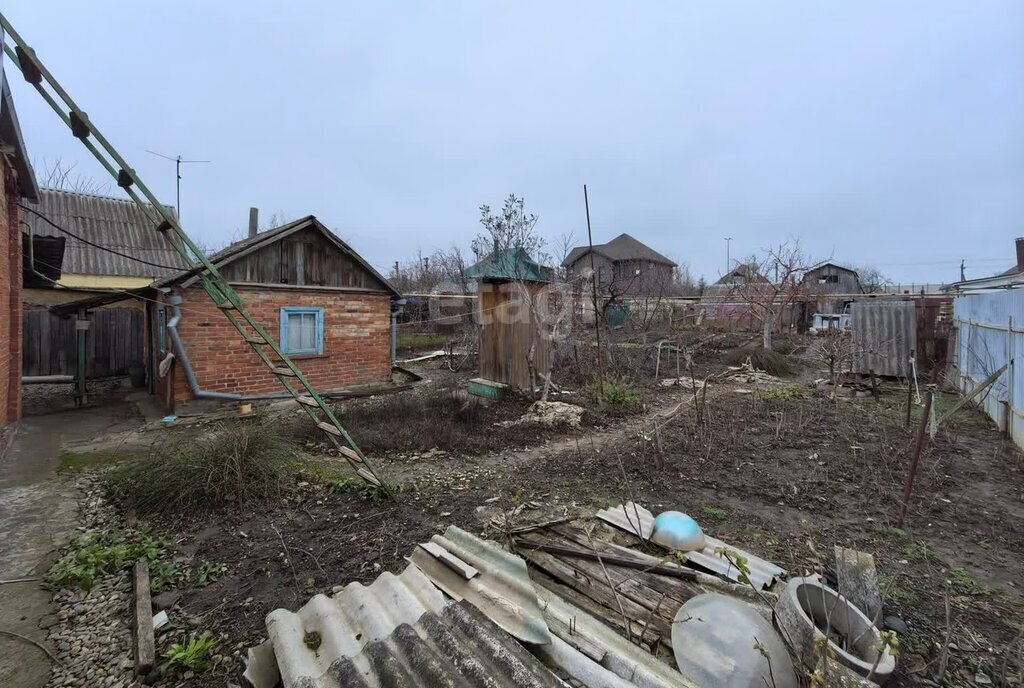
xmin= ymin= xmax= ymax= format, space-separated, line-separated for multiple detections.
xmin=108 ymin=420 xmax=299 ymax=514
xmin=722 ymin=345 xmax=793 ymax=376
xmin=290 ymin=389 xmax=570 ymax=456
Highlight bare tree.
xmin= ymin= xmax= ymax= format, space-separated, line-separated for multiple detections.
xmin=856 ymin=264 xmax=894 ymax=294
xmin=38 ymin=158 xmax=111 ymax=195
xmin=472 ymin=194 xmax=550 ymax=271
xmin=730 ymin=239 xmax=817 ymax=351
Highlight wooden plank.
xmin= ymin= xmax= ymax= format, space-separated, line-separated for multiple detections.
xmin=132 ymin=560 xmax=156 ymax=675
xmin=317 ymin=421 xmax=341 ymax=436
xmin=271 ymin=366 xmax=297 ymax=377
xmin=338 ymin=445 xmax=363 ymax=462
xmin=519 ymin=547 xmax=670 ymax=647
xmin=356 ymin=467 xmax=382 ymax=486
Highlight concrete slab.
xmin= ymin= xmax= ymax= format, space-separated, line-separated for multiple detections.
xmin=0 ymin=403 xmax=143 ymax=688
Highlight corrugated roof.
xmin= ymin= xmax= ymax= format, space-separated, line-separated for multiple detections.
xmin=22 ymin=189 xmax=188 ymax=278
xmin=244 ymin=565 xmax=562 ymax=688
xmin=563 ymin=233 xmax=676 ymax=268
xmin=410 ymin=527 xmax=697 ymax=688
xmin=596 ymin=503 xmax=785 ymax=590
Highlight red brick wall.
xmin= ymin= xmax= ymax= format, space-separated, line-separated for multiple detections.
xmin=154 ymin=285 xmax=392 ymax=402
xmin=1 ymin=161 xmax=23 ymax=436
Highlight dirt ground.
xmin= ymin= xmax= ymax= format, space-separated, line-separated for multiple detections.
xmin=55 ymin=344 xmax=1024 ymax=687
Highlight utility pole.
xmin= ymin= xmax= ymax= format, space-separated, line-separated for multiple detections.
xmin=724 ymin=237 xmax=733 ymax=275
xmin=584 ymin=185 xmax=605 ymax=397
xmin=393 ymin=261 xmax=399 ymax=279
xmin=960 ymin=259 xmax=965 ymax=282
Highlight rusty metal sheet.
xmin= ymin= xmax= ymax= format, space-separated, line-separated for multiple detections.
xmin=408 ymin=526 xmax=551 ymax=645
xmin=596 ymin=502 xmax=785 ymax=590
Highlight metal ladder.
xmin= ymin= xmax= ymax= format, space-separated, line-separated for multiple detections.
xmin=1 ymin=15 xmax=391 ymax=495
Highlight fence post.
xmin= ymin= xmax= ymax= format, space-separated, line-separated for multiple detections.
xmin=74 ymin=307 xmax=89 ymax=407
xmin=1009 ymin=316 xmax=1014 ymax=440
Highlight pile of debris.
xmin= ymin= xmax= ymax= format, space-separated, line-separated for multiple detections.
xmin=243 ymin=502 xmax=897 ymax=688
xmin=723 ymin=360 xmax=779 ymax=385
xmin=502 ymin=400 xmax=585 ymax=429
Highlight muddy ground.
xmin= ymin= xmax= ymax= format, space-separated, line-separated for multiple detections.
xmin=58 ymin=347 xmax=1024 ymax=687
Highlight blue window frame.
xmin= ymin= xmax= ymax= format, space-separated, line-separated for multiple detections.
xmin=280 ymin=307 xmax=324 ymax=355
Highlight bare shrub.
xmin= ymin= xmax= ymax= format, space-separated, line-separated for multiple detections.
xmin=722 ymin=346 xmax=793 ymax=376
xmin=108 ymin=420 xmax=298 ymax=514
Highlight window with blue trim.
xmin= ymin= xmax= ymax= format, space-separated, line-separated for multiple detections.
xmin=280 ymin=307 xmax=324 ymax=355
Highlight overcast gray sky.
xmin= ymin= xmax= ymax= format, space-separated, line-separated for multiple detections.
xmin=5 ymin=1 xmax=1022 ymax=284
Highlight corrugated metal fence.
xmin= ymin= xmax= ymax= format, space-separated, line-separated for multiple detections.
xmin=951 ymin=289 xmax=1024 ymax=445
xmin=850 ymin=301 xmax=917 ymax=377
xmin=22 ymin=308 xmax=145 ymax=378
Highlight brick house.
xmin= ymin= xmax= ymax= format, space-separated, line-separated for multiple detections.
xmin=151 ymin=216 xmax=399 ymax=406
xmin=1 ymin=71 xmax=40 ymax=450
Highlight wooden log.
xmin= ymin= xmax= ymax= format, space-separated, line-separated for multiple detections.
xmin=132 ymin=560 xmax=156 ymax=675
xmin=834 ymin=546 xmax=883 ymax=626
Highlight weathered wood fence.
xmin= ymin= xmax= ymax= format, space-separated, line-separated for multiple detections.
xmin=22 ymin=308 xmax=145 ymax=378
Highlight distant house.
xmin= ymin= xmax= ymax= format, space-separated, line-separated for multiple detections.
xmin=801 ymin=262 xmax=862 ymax=315
xmin=1 ymin=71 xmax=40 ymax=447
xmin=713 ymin=263 xmax=768 ymax=288
xmin=21 ymin=188 xmax=187 ymax=307
xmin=948 ymin=237 xmax=1024 ymax=292
xmin=562 ymin=233 xmax=676 ymax=296
xmin=150 ymin=216 xmax=400 ymax=406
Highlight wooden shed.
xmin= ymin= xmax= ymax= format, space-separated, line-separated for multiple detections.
xmin=471 ymin=248 xmax=552 ymax=391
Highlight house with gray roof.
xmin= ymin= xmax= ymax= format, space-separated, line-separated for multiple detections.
xmin=22 ymin=188 xmax=187 ymax=306
xmin=561 ymin=233 xmax=676 ymax=296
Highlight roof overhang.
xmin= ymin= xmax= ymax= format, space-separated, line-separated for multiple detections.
xmin=0 ymin=71 xmax=39 ymax=201
xmin=48 ymin=286 xmax=152 ymax=316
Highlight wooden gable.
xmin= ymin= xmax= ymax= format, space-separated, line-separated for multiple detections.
xmin=218 ymin=227 xmax=390 ymax=291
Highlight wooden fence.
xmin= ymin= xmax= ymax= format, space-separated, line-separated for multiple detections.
xmin=22 ymin=308 xmax=145 ymax=378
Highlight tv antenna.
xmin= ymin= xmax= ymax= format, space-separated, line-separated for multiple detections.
xmin=146 ymin=150 xmax=210 ymax=221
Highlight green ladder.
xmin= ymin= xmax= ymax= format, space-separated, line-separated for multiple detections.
xmin=1 ymin=15 xmax=391 ymax=495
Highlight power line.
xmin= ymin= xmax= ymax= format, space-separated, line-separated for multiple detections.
xmin=19 ymin=203 xmax=187 ymax=272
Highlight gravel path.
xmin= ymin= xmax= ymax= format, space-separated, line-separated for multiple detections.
xmin=45 ymin=479 xmax=139 ymax=688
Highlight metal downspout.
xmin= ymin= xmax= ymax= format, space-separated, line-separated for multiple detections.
xmin=165 ymin=295 xmax=292 ymax=402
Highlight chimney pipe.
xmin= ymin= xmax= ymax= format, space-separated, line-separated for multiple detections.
xmin=248 ymin=208 xmax=259 ymax=238
xmin=1016 ymin=237 xmax=1024 ymax=269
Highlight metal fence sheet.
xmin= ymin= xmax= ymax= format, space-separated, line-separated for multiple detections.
xmin=850 ymin=300 xmax=917 ymax=377
xmin=951 ymin=289 xmax=1024 ymax=448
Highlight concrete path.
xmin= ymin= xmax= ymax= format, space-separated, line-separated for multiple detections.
xmin=0 ymin=405 xmax=141 ymax=688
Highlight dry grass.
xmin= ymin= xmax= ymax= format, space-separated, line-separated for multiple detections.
xmin=107 ymin=419 xmax=299 ymax=514
xmin=722 ymin=345 xmax=793 ymax=376
xmin=289 ymin=388 xmax=555 ymax=456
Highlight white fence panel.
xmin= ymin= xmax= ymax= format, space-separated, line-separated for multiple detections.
xmin=951 ymin=290 xmax=1024 ymax=446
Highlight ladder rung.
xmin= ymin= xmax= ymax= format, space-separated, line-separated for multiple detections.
xmin=271 ymin=367 xmax=296 ymax=377
xmin=296 ymin=395 xmax=320 ymax=408
xmin=356 ymin=467 xmax=382 ymax=487
xmin=338 ymin=446 xmax=362 ymax=463
xmin=217 ymin=302 xmax=237 ymax=310
xmin=244 ymin=336 xmax=267 ymax=345
xmin=317 ymin=421 xmax=342 ymax=436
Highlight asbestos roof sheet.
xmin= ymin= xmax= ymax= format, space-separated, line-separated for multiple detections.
xmin=596 ymin=503 xmax=785 ymax=590
xmin=23 ymin=189 xmax=188 ymax=278
xmin=245 ymin=564 xmax=562 ymax=688
xmin=408 ymin=526 xmax=696 ymax=688
xmin=408 ymin=526 xmax=551 ymax=645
